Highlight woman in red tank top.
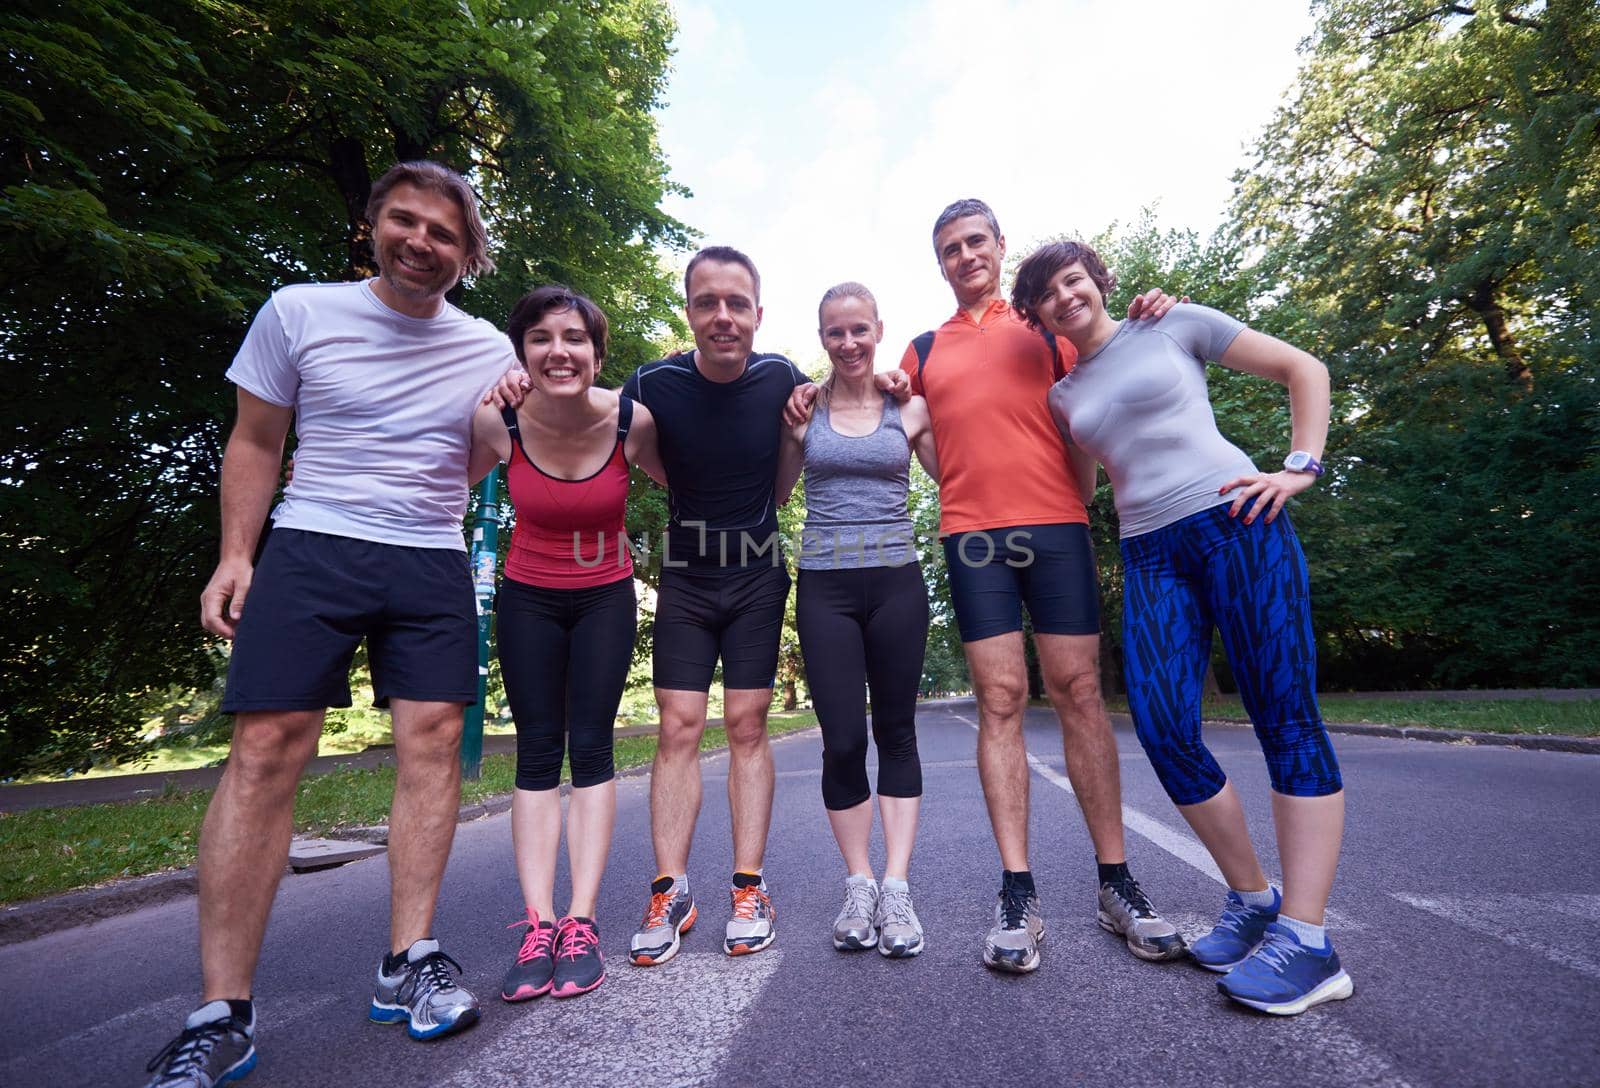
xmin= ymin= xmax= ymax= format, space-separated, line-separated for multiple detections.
xmin=468 ymin=286 xmax=663 ymax=1002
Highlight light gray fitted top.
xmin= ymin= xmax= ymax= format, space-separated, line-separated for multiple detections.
xmin=1046 ymin=304 xmax=1254 ymax=539
xmin=799 ymin=394 xmax=916 ymax=570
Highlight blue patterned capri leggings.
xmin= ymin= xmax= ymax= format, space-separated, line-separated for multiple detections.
xmin=1120 ymin=500 xmax=1342 ymax=806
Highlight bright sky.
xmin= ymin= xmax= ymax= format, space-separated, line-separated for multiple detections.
xmin=654 ymin=0 xmax=1317 ymax=372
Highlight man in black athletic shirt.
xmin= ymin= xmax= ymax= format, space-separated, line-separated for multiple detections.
xmin=623 ymin=246 xmax=806 ymax=963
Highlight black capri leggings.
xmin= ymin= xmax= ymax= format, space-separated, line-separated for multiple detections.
xmin=496 ymin=575 xmax=636 ymax=790
xmin=796 ymin=563 xmax=929 ymax=810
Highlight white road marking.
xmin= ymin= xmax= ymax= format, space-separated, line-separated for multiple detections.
xmin=946 ymin=708 xmax=1412 ymax=1087
xmin=949 ymin=712 xmax=1363 ymax=929
xmin=446 ymin=951 xmax=784 ymax=1087
xmin=0 ymin=993 xmax=194 ymax=1081
xmin=1392 ymin=893 xmax=1600 ymax=982
xmin=0 ymin=991 xmax=338 ymax=1084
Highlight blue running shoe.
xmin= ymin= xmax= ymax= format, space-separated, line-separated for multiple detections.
xmin=1190 ymin=888 xmax=1280 ymax=972
xmin=1217 ymin=921 xmax=1354 ymax=1016
xmin=369 ymin=939 xmax=480 ymax=1040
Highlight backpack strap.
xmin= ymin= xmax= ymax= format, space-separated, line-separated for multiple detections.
xmin=616 ymin=395 xmax=634 ymax=443
xmin=912 ymin=330 xmax=936 ymax=389
xmin=500 ymin=404 xmax=520 ymax=438
xmin=1039 ymin=328 xmax=1064 ymax=379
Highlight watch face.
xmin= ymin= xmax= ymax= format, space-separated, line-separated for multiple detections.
xmin=1285 ymin=452 xmax=1311 ymax=471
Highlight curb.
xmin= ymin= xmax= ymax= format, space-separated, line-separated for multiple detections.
xmin=1206 ymin=716 xmax=1600 ymax=755
xmin=0 ymin=739 xmax=733 ymax=948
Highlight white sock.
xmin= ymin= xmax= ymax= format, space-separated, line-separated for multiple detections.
xmin=882 ymin=876 xmax=909 ymax=893
xmin=1234 ymin=885 xmax=1279 ymax=910
xmin=1277 ymin=914 xmax=1328 ymax=949
xmin=846 ymin=872 xmax=876 ymax=886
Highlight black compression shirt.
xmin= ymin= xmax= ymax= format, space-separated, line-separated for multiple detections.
xmin=623 ymin=350 xmax=807 ymax=572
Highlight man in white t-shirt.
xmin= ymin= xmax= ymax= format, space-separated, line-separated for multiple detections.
xmin=143 ymin=161 xmax=516 ymax=1088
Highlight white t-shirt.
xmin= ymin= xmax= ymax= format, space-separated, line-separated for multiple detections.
xmin=227 ymin=280 xmax=515 ymax=550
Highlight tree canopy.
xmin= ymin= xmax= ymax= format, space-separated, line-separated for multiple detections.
xmin=1 ymin=0 xmax=689 ymax=774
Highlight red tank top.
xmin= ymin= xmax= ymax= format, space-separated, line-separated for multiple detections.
xmin=502 ymin=398 xmax=635 ymax=589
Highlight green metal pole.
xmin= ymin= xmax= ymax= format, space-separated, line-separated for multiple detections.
xmin=461 ymin=468 xmax=502 ymax=780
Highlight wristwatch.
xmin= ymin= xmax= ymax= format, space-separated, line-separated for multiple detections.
xmin=1283 ymin=450 xmax=1324 ymax=477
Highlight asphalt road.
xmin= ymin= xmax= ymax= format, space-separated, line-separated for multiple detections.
xmin=3 ymin=699 xmax=1597 ymax=1087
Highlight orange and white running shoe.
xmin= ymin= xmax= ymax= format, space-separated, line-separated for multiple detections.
xmin=629 ymin=876 xmax=697 ymax=966
xmin=725 ymin=872 xmax=776 ymax=956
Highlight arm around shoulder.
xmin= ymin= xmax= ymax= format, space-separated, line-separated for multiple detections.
xmin=777 ymin=417 xmax=806 ymax=505
xmin=902 ymin=395 xmax=939 ymax=481
xmin=468 ymin=401 xmax=512 ymax=485
xmin=625 ymin=401 xmax=668 ymax=486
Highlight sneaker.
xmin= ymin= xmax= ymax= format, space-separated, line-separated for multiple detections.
xmin=369 ymin=939 xmax=480 ymax=1040
xmin=1097 ymin=876 xmax=1187 ymax=962
xmin=725 ymin=872 xmax=776 ymax=956
xmin=630 ymin=876 xmax=697 ymax=966
xmin=1217 ymin=921 xmax=1355 ymax=1015
xmin=551 ymin=916 xmax=606 ymax=998
xmin=1190 ymin=888 xmax=1281 ymax=972
xmin=501 ymin=909 xmax=557 ymax=1001
xmin=832 ymin=876 xmax=880 ymax=951
xmin=983 ymin=874 xmax=1044 ymax=974
xmin=875 ymin=883 xmax=925 ymax=959
xmin=143 ymin=1001 xmax=256 ymax=1087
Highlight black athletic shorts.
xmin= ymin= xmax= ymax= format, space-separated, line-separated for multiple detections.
xmin=652 ymin=563 xmax=791 ymax=691
xmin=942 ymin=522 xmax=1100 ymax=643
xmin=221 ymin=528 xmax=477 ymax=712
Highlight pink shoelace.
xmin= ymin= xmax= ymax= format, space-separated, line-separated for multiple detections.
xmin=556 ymin=916 xmax=598 ymax=960
xmin=508 ymin=912 xmax=556 ymax=965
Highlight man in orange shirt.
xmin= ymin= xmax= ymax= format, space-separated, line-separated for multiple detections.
xmin=906 ymin=199 xmax=1186 ymax=974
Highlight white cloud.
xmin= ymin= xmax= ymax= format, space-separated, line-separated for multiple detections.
xmin=655 ymin=0 xmax=1315 ymax=368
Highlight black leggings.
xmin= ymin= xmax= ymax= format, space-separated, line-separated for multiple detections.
xmin=496 ymin=576 xmax=636 ymax=790
xmin=796 ymin=563 xmax=929 ymax=810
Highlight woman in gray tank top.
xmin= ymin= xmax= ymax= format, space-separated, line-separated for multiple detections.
xmin=777 ymin=282 xmax=939 ymax=958
xmin=1012 ymin=240 xmax=1350 ymax=1017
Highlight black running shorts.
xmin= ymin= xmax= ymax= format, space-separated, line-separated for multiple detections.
xmin=942 ymin=522 xmax=1100 ymax=643
xmin=221 ymin=528 xmax=477 ymax=712
xmin=651 ymin=563 xmax=791 ymax=691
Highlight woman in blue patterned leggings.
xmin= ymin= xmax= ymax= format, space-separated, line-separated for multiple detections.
xmin=1012 ymin=240 xmax=1352 ymax=1017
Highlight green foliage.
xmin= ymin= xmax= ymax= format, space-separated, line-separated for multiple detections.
xmin=1230 ymin=0 xmax=1600 ymax=686
xmin=1 ymin=710 xmax=819 ymax=904
xmin=1 ymin=0 xmax=689 ymax=775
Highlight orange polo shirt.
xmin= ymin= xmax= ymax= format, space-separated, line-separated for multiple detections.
xmin=900 ymin=299 xmax=1087 ymax=536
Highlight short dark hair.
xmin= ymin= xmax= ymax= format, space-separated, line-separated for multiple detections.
xmin=506 ymin=285 xmax=609 ymax=365
xmin=1010 ymin=240 xmax=1119 ymax=330
xmin=931 ymin=198 xmax=1002 ymax=255
xmin=367 ymin=160 xmax=495 ymax=278
xmin=684 ymin=245 xmax=761 ymax=303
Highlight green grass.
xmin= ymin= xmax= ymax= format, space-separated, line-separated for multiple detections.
xmin=0 ymin=711 xmax=817 ymax=907
xmin=1099 ymin=695 xmax=1600 ymax=736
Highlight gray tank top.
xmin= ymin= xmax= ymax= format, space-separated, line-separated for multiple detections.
xmin=798 ymin=393 xmax=916 ymax=570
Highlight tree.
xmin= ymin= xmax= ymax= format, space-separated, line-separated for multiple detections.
xmin=1229 ymin=0 xmax=1600 ymax=685
xmin=1 ymin=0 xmax=689 ymax=774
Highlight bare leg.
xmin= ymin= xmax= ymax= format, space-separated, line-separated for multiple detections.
xmin=724 ymin=687 xmax=775 ymax=874
xmin=387 ymin=699 xmax=464 ymax=954
xmin=827 ymin=799 xmax=874 ymax=876
xmin=963 ymin=632 xmax=1031 ymax=872
xmin=199 ymin=710 xmax=323 ymax=1000
xmin=1175 ymin=781 xmax=1269 ymax=892
xmin=650 ymin=688 xmax=709 ymax=875
xmin=1274 ymin=790 xmax=1345 ymax=925
xmin=1036 ymin=632 xmax=1127 ymax=863
xmin=878 ymin=795 xmax=921 ymax=883
xmin=511 ymin=787 xmax=560 ymax=920
xmin=565 ymin=779 xmax=616 ymax=917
